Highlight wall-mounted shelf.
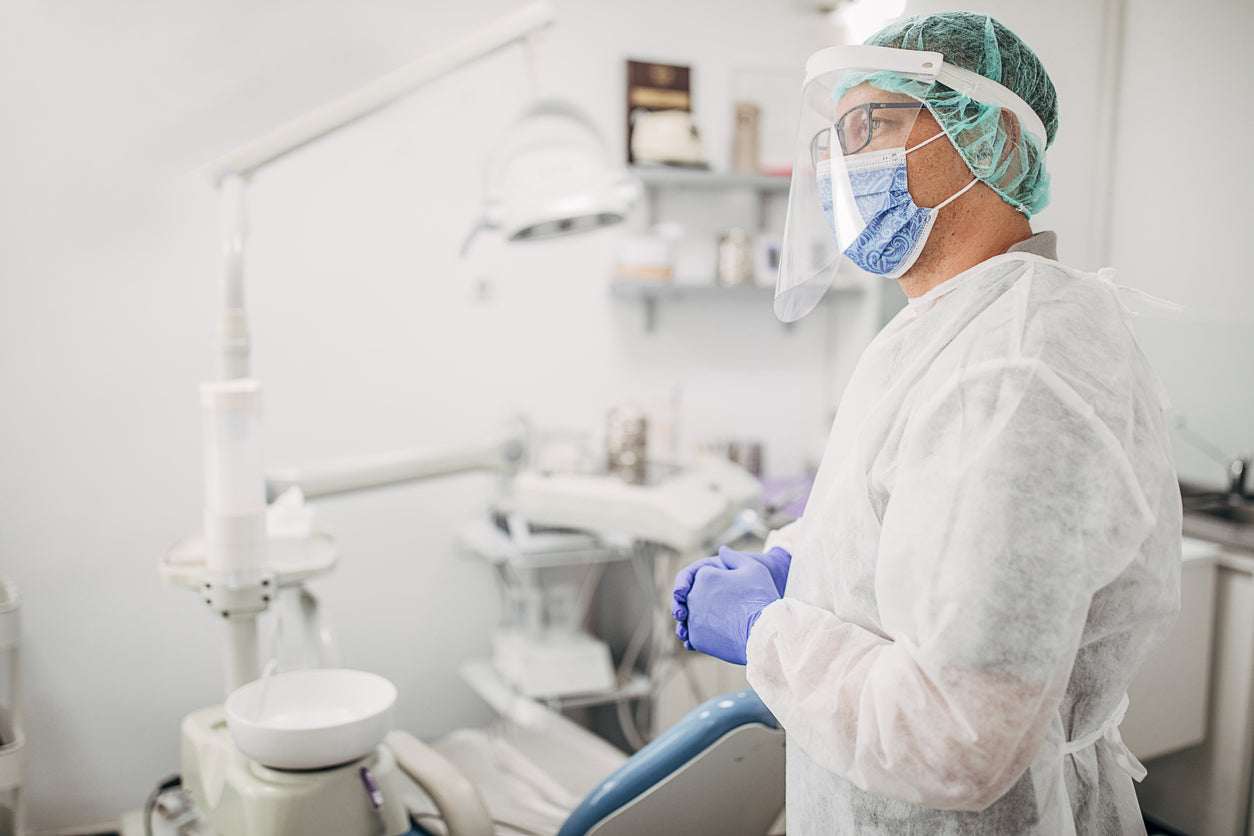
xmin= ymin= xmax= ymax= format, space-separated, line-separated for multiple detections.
xmin=631 ymin=166 xmax=792 ymax=192
xmin=617 ymin=168 xmax=805 ymax=331
xmin=611 ymin=281 xmax=775 ymax=300
xmin=611 ymin=280 xmax=862 ymax=331
xmin=631 ymin=166 xmax=791 ymax=234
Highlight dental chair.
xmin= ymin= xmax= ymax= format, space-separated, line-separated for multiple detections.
xmin=389 ymin=689 xmax=786 ymax=836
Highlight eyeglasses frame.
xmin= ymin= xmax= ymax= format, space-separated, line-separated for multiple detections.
xmin=811 ymin=101 xmax=927 ymax=163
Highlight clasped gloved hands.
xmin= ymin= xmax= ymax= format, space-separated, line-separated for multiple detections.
xmin=671 ymin=546 xmax=791 ymax=665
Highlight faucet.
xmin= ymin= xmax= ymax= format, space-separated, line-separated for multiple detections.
xmin=1227 ymin=457 xmax=1250 ymax=504
xmin=1170 ymin=413 xmax=1250 ymax=503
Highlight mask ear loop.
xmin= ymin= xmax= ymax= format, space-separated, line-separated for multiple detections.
xmin=904 ymin=130 xmax=948 ymax=154
xmin=903 ymin=129 xmax=982 ymax=211
xmin=933 ymin=176 xmax=980 ymax=211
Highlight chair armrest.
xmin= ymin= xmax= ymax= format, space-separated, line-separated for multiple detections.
xmin=385 ymin=730 xmax=493 ymax=836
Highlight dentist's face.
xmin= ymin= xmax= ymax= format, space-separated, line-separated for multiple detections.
xmin=832 ymin=83 xmax=975 ymax=211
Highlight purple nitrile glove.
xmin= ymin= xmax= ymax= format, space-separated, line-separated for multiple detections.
xmin=673 ymin=546 xmax=791 ymax=613
xmin=672 ymin=546 xmax=792 ymax=650
xmin=683 ymin=549 xmax=781 ymax=666
xmin=673 ymin=559 xmax=721 ymax=649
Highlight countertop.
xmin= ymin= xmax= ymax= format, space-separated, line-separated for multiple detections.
xmin=1179 ymin=478 xmax=1254 ymax=555
xmin=1184 ymin=512 xmax=1254 ymax=556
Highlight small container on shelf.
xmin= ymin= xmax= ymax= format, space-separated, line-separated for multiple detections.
xmin=716 ymin=228 xmax=755 ymax=287
xmin=613 ymin=224 xmax=682 ymax=283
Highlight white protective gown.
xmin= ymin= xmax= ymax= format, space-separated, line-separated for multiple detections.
xmin=748 ymin=233 xmax=1182 ymax=835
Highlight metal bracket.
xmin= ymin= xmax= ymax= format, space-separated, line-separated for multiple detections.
xmin=201 ymin=573 xmax=277 ymax=619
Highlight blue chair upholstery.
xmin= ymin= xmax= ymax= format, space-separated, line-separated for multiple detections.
xmin=556 ymin=690 xmax=785 ymax=836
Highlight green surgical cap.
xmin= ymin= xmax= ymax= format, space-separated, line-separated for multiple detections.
xmin=863 ymin=12 xmax=1058 ymax=216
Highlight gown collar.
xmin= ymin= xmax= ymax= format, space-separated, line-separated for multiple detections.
xmin=905 ymin=231 xmax=1058 ymax=315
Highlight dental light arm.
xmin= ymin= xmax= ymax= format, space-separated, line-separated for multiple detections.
xmin=203 ymin=1 xmax=556 ymax=184
xmin=267 ymin=426 xmax=529 ymax=501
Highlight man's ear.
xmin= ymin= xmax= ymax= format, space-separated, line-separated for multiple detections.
xmin=993 ymin=109 xmax=1025 ymax=174
xmin=1001 ymin=110 xmax=1022 ymax=150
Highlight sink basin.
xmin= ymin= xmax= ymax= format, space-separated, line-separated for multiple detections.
xmin=1181 ymin=486 xmax=1254 ymax=527
xmin=225 ymin=668 xmax=397 ymax=770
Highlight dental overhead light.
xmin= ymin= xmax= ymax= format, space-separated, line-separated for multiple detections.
xmin=462 ymin=98 xmax=641 ymax=253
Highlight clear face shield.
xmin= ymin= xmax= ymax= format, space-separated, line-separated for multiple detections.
xmin=775 ymin=47 xmax=936 ymax=323
xmin=774 ymin=45 xmax=1048 ymax=322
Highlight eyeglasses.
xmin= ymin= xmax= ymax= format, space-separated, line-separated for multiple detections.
xmin=811 ymin=102 xmax=926 ymax=163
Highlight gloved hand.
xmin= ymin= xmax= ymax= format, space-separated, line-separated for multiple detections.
xmin=671 ymin=545 xmax=791 ymax=626
xmin=672 ymin=548 xmax=782 ymax=665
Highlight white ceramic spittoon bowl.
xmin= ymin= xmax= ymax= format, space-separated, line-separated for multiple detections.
xmin=225 ymin=668 xmax=398 ymax=770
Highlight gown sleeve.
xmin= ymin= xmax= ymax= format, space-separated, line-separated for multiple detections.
xmin=745 ymin=358 xmax=1159 ymax=811
xmin=763 ymin=519 xmax=803 ymax=558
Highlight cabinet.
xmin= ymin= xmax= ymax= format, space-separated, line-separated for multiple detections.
xmin=1134 ymin=533 xmax=1254 ymax=836
xmin=613 ymin=166 xmax=864 ymax=330
xmin=0 ymin=577 xmax=23 ymax=836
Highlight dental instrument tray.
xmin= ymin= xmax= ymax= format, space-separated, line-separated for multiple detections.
xmin=506 ymin=455 xmax=761 ymax=553
xmin=459 ymin=518 xmax=627 ymax=569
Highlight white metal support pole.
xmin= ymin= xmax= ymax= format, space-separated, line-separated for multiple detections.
xmin=201 ymin=380 xmax=270 ymax=693
xmin=210 ymin=174 xmax=264 ymax=695
xmin=224 ymin=616 xmax=261 ymax=694
xmin=218 ymin=175 xmax=250 ymax=381
xmin=265 ymin=428 xmax=528 ymax=499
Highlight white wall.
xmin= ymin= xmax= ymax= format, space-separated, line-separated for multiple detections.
xmin=1106 ymin=0 xmax=1254 ymax=486
xmin=3 ymin=0 xmax=1245 ymax=830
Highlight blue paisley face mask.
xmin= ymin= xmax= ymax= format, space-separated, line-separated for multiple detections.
xmin=818 ymin=131 xmax=978 ymax=279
